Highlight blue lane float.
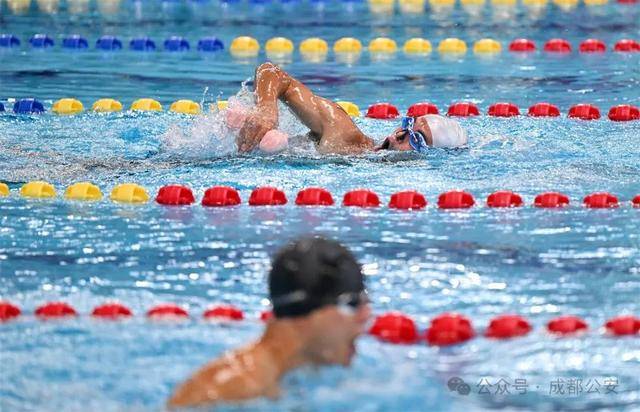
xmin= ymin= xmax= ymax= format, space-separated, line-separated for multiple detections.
xmin=0 ymin=102 xmax=5 ymax=112
xmin=13 ymin=99 xmax=45 ymax=114
xmin=29 ymin=34 xmax=54 ymax=48
xmin=164 ymin=36 xmax=190 ymax=51
xmin=197 ymin=37 xmax=224 ymax=52
xmin=63 ymin=35 xmax=89 ymax=49
xmin=130 ymin=37 xmax=156 ymax=51
xmin=96 ymin=35 xmax=122 ymax=50
xmin=0 ymin=34 xmax=20 ymax=48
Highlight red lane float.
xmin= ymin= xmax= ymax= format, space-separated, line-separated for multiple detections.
xmin=488 ymin=103 xmax=520 ymax=118
xmin=202 ymin=186 xmax=241 ymax=207
xmin=534 ymin=192 xmax=570 ymax=208
xmin=568 ymin=104 xmax=601 ymax=120
xmin=147 ymin=304 xmax=189 ymax=318
xmin=92 ymin=303 xmax=133 ymax=319
xmin=447 ymin=102 xmax=480 ymax=117
xmin=544 ymin=39 xmax=571 ymax=53
xmin=583 ymin=192 xmax=619 ymax=209
xmin=389 ymin=190 xmax=427 ymax=210
xmin=248 ymin=187 xmax=287 ymax=206
xmin=260 ymin=310 xmax=273 ymax=322
xmin=369 ymin=312 xmax=419 ymax=344
xmin=613 ymin=39 xmax=640 ymax=52
xmin=366 ymin=103 xmax=399 ymax=119
xmin=0 ymin=302 xmax=21 ymax=322
xmin=35 ymin=302 xmax=77 ymax=318
xmin=633 ymin=195 xmax=640 ymax=208
xmin=605 ymin=315 xmax=640 ymax=336
xmin=579 ymin=39 xmax=606 ymax=53
xmin=295 ymin=187 xmax=334 ymax=206
xmin=509 ymin=38 xmax=536 ymax=52
xmin=547 ymin=315 xmax=588 ymax=336
xmin=156 ymin=185 xmax=195 ymax=205
xmin=608 ymin=104 xmax=640 ymax=122
xmin=438 ymin=190 xmax=475 ymax=209
xmin=486 ymin=191 xmax=524 ymax=208
xmin=485 ymin=315 xmax=532 ymax=339
xmin=203 ymin=305 xmax=244 ymax=321
xmin=343 ymin=189 xmax=381 ymax=207
xmin=407 ymin=102 xmax=439 ymax=117
xmin=425 ymin=313 xmax=475 ymax=346
xmin=528 ymin=102 xmax=560 ymax=117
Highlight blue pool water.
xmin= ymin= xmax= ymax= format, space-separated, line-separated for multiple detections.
xmin=1 ymin=1 xmax=640 ymax=411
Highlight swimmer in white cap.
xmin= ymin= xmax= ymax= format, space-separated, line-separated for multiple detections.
xmin=235 ymin=62 xmax=468 ymax=154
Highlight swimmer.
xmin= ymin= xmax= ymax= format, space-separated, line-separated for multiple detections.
xmin=167 ymin=237 xmax=370 ymax=408
xmin=234 ymin=62 xmax=468 ymax=154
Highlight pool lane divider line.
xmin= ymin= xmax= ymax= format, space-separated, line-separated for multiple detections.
xmin=2 ymin=34 xmax=639 ymax=58
xmin=1 ymin=301 xmax=639 ymax=344
xmin=3 ymin=184 xmax=640 ymax=209
xmin=4 ymin=97 xmax=639 ymax=121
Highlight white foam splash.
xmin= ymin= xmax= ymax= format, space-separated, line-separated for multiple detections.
xmin=158 ymin=83 xmax=317 ymax=158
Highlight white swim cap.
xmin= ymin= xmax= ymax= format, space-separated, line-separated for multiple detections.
xmin=424 ymin=115 xmax=468 ymax=148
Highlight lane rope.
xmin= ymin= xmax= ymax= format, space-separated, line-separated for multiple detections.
xmin=1 ymin=301 xmax=638 ymax=345
xmin=3 ymin=97 xmax=639 ymax=121
xmin=2 ymin=184 xmax=640 ymax=209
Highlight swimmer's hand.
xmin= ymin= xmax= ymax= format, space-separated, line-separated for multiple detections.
xmin=237 ymin=110 xmax=277 ymax=153
xmin=259 ymin=130 xmax=289 ymax=153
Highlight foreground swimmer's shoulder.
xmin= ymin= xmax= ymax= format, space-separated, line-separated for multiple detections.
xmin=167 ymin=345 xmax=279 ymax=408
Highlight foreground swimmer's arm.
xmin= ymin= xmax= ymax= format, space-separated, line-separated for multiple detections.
xmin=238 ymin=62 xmax=374 ymax=154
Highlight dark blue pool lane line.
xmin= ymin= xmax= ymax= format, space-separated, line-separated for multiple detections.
xmin=1 ymin=34 xmax=225 ymax=51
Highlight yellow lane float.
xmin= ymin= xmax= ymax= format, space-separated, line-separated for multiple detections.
xmin=336 ymin=101 xmax=361 ymax=117
xmin=368 ymin=0 xmax=394 ymax=13
xmin=438 ymin=38 xmax=468 ymax=54
xmin=130 ymin=98 xmax=162 ymax=112
xmin=230 ymin=36 xmax=260 ymax=57
xmin=553 ymin=0 xmax=578 ymax=9
xmin=300 ymin=38 xmax=328 ymax=54
xmin=461 ymin=0 xmax=486 ymax=5
xmin=265 ymin=37 xmax=294 ymax=56
xmin=110 ymin=183 xmax=149 ymax=204
xmin=430 ymin=0 xmax=455 ymax=8
xmin=403 ymin=38 xmax=432 ymax=54
xmin=300 ymin=38 xmax=328 ymax=62
xmin=92 ymin=98 xmax=123 ymax=112
xmin=473 ymin=39 xmax=502 ymax=54
xmin=65 ymin=182 xmax=102 ymax=201
xmin=52 ymin=98 xmax=84 ymax=115
xmin=0 ymin=183 xmax=9 ymax=196
xmin=170 ymin=100 xmax=201 ymax=115
xmin=399 ymin=0 xmax=425 ymax=13
xmin=368 ymin=37 xmax=398 ymax=54
xmin=20 ymin=181 xmax=56 ymax=198
xmin=333 ymin=37 xmax=363 ymax=54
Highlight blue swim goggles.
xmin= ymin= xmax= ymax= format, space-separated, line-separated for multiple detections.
xmin=400 ymin=116 xmax=429 ymax=153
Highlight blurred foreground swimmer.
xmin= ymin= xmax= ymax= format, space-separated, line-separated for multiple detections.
xmin=167 ymin=237 xmax=371 ymax=409
xmin=232 ymin=62 xmax=468 ymax=154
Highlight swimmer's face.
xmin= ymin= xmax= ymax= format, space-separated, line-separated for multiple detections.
xmin=376 ymin=117 xmax=431 ymax=151
xmin=306 ymin=303 xmax=371 ymax=367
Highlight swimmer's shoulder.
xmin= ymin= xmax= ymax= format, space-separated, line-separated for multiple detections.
xmin=167 ymin=345 xmax=279 ymax=408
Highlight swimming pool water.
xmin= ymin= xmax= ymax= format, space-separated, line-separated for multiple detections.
xmin=1 ymin=1 xmax=640 ymax=411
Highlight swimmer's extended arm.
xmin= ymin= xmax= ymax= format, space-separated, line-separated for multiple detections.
xmin=238 ymin=62 xmax=373 ymax=154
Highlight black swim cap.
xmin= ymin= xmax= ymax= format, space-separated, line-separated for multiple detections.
xmin=269 ymin=237 xmax=365 ymax=318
